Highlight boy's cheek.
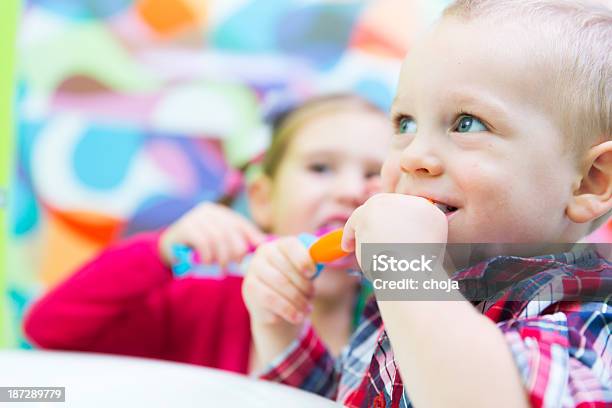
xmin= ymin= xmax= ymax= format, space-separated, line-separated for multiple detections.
xmin=457 ymin=161 xmax=509 ymax=202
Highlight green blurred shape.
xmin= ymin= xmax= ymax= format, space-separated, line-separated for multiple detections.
xmin=0 ymin=0 xmax=20 ymax=348
xmin=22 ymin=22 xmax=160 ymax=101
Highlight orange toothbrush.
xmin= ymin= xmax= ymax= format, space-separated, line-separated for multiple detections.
xmin=309 ymin=228 xmax=348 ymax=263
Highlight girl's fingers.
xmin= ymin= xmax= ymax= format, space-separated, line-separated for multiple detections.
xmin=196 ymin=215 xmax=251 ymax=265
xmin=193 ymin=218 xmax=224 ymax=264
xmin=202 ymin=222 xmax=230 ymax=267
xmin=176 ymin=223 xmax=210 ymax=265
xmin=234 ymin=216 xmax=267 ymax=247
xmin=204 ymin=210 xmax=261 ymax=264
xmin=159 ymin=230 xmax=176 ymax=264
xmin=188 ymin=219 xmax=215 ymax=264
xmin=224 ymin=224 xmax=250 ymax=263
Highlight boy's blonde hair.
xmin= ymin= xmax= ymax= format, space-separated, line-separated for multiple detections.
xmin=444 ymin=0 xmax=612 ymax=233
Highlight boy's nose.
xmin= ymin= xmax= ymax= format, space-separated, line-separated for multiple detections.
xmin=399 ymin=139 xmax=444 ymax=177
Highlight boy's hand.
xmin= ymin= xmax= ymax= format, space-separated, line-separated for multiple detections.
xmin=242 ymin=237 xmax=316 ymax=366
xmin=159 ymin=202 xmax=266 ymax=268
xmin=341 ymin=193 xmax=448 ymax=267
xmin=242 ymin=237 xmax=316 ymax=326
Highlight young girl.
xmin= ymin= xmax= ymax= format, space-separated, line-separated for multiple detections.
xmin=23 ymin=94 xmax=392 ymax=374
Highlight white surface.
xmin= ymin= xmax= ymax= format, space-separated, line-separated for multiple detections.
xmin=0 ymin=350 xmax=339 ymax=407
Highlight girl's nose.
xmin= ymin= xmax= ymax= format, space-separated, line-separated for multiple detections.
xmin=333 ymin=169 xmax=368 ymax=206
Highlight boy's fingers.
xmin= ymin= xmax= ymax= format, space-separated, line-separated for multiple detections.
xmin=341 ymin=208 xmax=360 ymax=253
xmin=255 ymin=265 xmax=311 ymax=315
xmin=263 ymin=244 xmax=314 ymax=298
xmin=277 ymin=238 xmax=316 ymax=278
xmin=251 ymin=277 xmax=305 ymax=324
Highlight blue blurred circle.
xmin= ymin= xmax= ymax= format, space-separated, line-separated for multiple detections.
xmin=277 ymin=4 xmax=361 ymax=70
xmin=355 ymin=78 xmax=394 ymax=113
xmin=73 ymin=124 xmax=143 ymax=190
xmin=31 ymin=0 xmax=132 ymax=20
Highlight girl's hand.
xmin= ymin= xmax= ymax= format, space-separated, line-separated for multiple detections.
xmin=159 ymin=202 xmax=266 ymax=268
xmin=341 ymin=193 xmax=448 ymax=268
xmin=242 ymin=237 xmax=316 ymax=326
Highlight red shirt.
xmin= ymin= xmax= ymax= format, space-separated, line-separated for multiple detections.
xmin=23 ymin=232 xmax=253 ymax=374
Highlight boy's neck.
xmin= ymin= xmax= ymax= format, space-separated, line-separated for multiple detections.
xmin=444 ymin=242 xmax=583 ymax=273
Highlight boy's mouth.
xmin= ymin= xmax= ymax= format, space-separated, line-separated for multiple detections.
xmin=428 ymin=199 xmax=459 ymax=217
xmin=434 ymin=202 xmax=458 ymax=215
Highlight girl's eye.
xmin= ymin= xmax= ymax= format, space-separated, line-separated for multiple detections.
xmin=397 ymin=117 xmax=417 ymax=134
xmin=365 ymin=170 xmax=380 ymax=179
xmin=308 ymin=163 xmax=331 ymax=173
xmin=454 ymin=115 xmax=487 ymax=133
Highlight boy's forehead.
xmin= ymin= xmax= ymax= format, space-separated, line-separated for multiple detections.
xmin=394 ymin=18 xmax=546 ymax=110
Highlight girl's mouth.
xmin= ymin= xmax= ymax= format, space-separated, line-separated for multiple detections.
xmin=318 ymin=217 xmax=350 ymax=233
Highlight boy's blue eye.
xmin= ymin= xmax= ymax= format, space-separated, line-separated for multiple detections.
xmin=398 ymin=117 xmax=417 ymax=134
xmin=455 ymin=115 xmax=487 ymax=133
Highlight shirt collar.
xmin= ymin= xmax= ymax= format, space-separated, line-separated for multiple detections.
xmin=451 ymin=245 xmax=604 ymax=281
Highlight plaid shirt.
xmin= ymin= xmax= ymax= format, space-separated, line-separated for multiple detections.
xmin=260 ymin=250 xmax=612 ymax=407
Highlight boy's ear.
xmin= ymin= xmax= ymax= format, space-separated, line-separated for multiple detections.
xmin=247 ymin=175 xmax=274 ymax=231
xmin=567 ymin=140 xmax=612 ymax=224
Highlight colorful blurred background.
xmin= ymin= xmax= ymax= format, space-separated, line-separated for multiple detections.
xmin=2 ymin=0 xmax=611 ymax=349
